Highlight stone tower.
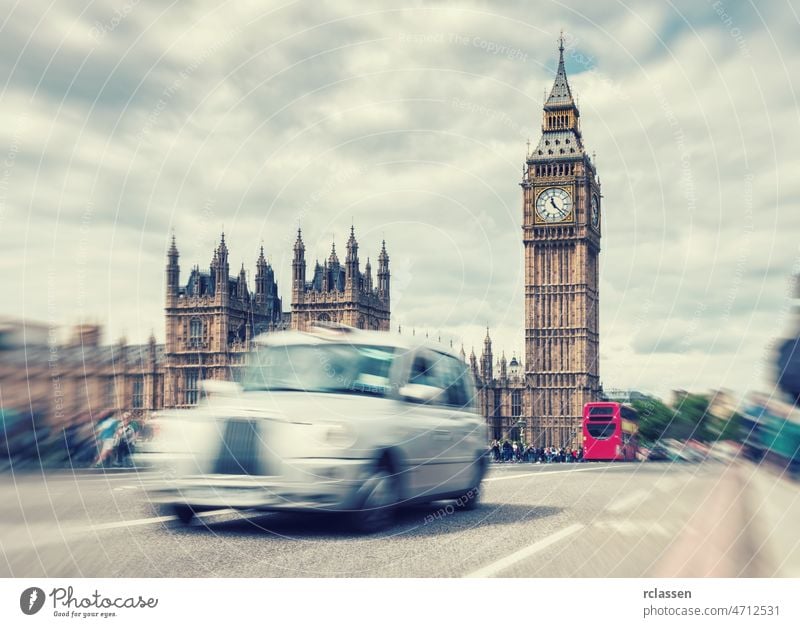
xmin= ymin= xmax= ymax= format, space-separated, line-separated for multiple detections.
xmin=290 ymin=226 xmax=390 ymax=331
xmin=520 ymin=36 xmax=601 ymax=447
xmin=164 ymin=233 xmax=284 ymax=406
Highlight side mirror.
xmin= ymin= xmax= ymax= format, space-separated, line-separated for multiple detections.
xmin=399 ymin=383 xmax=441 ymax=404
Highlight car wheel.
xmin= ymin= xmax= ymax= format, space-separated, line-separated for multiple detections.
xmin=454 ymin=484 xmax=482 ymax=511
xmin=455 ymin=457 xmax=487 ymax=511
xmin=350 ymin=469 xmax=400 ymax=533
xmin=172 ymin=505 xmax=196 ymax=525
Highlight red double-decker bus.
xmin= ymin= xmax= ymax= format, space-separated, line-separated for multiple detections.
xmin=582 ymin=402 xmax=639 ymax=461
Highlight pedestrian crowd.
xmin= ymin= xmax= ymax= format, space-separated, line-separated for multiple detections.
xmin=0 ymin=410 xmax=151 ymax=471
xmin=489 ymin=439 xmax=584 ymax=463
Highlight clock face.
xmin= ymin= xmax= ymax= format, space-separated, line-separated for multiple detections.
xmin=536 ymin=187 xmax=572 ymax=223
xmin=591 ymin=194 xmax=599 ymax=228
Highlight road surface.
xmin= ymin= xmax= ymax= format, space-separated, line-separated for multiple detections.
xmin=1 ymin=460 xmax=797 ymax=577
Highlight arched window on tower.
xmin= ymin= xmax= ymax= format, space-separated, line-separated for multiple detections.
xmin=189 ymin=317 xmax=203 ymax=349
xmin=317 ymin=313 xmax=331 ymax=322
xmin=512 ymin=390 xmax=522 ymax=417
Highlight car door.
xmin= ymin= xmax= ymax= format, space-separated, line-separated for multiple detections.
xmin=430 ymin=353 xmax=483 ymax=493
xmin=396 ymin=349 xmax=451 ymax=498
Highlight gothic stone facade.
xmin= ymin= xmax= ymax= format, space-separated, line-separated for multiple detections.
xmin=164 ymin=227 xmax=389 ymax=407
xmin=475 ymin=39 xmax=602 ymax=448
xmin=164 ymin=234 xmax=285 ymax=407
xmin=3 ymin=226 xmax=392 ymax=432
xmin=290 ymin=227 xmax=390 ymax=331
xmin=466 ymin=332 xmax=528 ymax=442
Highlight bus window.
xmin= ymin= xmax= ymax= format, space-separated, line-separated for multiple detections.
xmin=586 ymin=422 xmax=616 ymax=440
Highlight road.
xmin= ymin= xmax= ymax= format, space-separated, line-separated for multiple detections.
xmin=1 ymin=460 xmax=798 ymax=577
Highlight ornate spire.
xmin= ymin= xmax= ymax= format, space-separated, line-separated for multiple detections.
xmin=346 ymin=225 xmax=358 ymax=264
xmin=168 ymin=233 xmax=178 ymax=258
xmin=294 ymin=228 xmax=305 ymax=253
xmin=545 ymin=34 xmax=574 ymax=109
xmin=328 ymin=240 xmax=339 ymax=265
xmin=257 ymin=245 xmax=267 ymax=267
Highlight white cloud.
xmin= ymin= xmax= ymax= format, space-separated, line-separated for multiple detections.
xmin=1 ymin=0 xmax=798 ymax=399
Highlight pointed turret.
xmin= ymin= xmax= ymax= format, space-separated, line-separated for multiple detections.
xmin=256 ymin=246 xmax=273 ymax=306
xmin=166 ymin=234 xmax=180 ymax=304
xmin=377 ymin=239 xmax=390 ymax=303
xmin=214 ymin=232 xmax=230 ymax=300
xmin=500 ymin=351 xmax=508 ymax=381
xmin=481 ymin=327 xmax=493 ymax=382
xmin=469 ymin=347 xmax=479 ymax=381
xmin=291 ymin=229 xmax=306 ymax=298
xmin=293 ymin=228 xmax=305 ymax=255
xmin=459 ymin=344 xmax=466 ymax=362
xmin=533 ymin=35 xmax=584 ymax=157
xmin=544 ymin=33 xmax=573 ymax=109
xmin=363 ymin=257 xmax=373 ymax=292
xmin=148 ymin=330 xmax=157 ymax=368
xmin=237 ymin=263 xmax=248 ymax=299
xmin=345 ymin=225 xmax=359 ymax=291
xmin=325 ymin=240 xmax=340 ymax=292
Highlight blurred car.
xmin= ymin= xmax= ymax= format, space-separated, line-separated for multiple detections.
xmin=144 ymin=324 xmax=488 ymax=532
xmin=645 ymin=442 xmax=671 ymax=461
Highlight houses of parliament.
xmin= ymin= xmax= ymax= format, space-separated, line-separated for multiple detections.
xmin=4 ymin=39 xmax=600 ymax=448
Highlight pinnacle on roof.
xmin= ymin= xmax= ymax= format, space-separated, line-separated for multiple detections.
xmin=217 ymin=232 xmax=228 ymax=256
xmin=545 ymin=33 xmax=574 ymax=109
xmin=168 ymin=233 xmax=178 ymax=257
xmin=294 ymin=228 xmax=305 ymax=252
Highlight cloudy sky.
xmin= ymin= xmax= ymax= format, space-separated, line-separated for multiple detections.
xmin=1 ymin=0 xmax=798 ymax=398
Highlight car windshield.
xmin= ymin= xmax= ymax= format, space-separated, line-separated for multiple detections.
xmin=242 ymin=343 xmax=396 ymax=397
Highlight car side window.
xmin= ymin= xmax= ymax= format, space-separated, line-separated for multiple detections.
xmin=434 ymin=353 xmax=469 ymax=408
xmin=409 ymin=354 xmax=437 ymax=387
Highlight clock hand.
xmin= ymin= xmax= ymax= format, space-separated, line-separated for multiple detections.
xmin=549 ymin=198 xmax=558 ymax=209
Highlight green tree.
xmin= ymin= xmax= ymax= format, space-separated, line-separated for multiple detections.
xmin=631 ymin=397 xmax=674 ymax=445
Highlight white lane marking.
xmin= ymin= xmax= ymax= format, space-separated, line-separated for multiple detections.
xmin=88 ymin=508 xmax=237 ymax=531
xmin=484 ymin=464 xmax=629 ymax=483
xmin=594 ymin=519 xmax=671 ymax=538
xmin=464 ymin=523 xmax=584 ymax=578
xmin=2 ymin=509 xmax=254 ymax=556
xmin=604 ymin=489 xmax=650 ymax=513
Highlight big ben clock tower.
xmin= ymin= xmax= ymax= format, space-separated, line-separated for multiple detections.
xmin=521 ymin=36 xmax=601 ymax=447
